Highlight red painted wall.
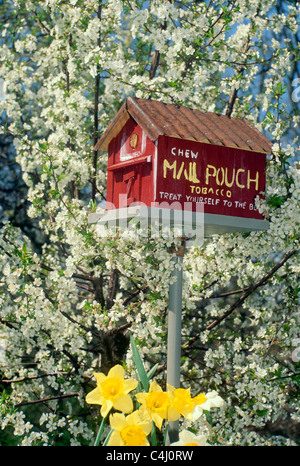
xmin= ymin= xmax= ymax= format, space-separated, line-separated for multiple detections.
xmin=106 ymin=118 xmax=155 ymax=209
xmin=106 ymin=119 xmax=267 ymax=221
xmin=155 ymin=135 xmax=266 ymax=219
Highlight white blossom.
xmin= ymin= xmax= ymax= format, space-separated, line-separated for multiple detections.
xmin=0 ymin=0 xmax=299 ymax=447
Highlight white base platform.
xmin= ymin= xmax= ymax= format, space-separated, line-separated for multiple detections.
xmin=88 ymin=206 xmax=269 ymax=238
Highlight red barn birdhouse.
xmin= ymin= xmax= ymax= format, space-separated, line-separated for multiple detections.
xmin=91 ymin=97 xmax=272 ymax=236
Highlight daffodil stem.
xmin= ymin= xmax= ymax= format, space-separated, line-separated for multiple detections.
xmin=151 ymin=422 xmax=157 ymax=446
xmin=103 ymin=429 xmax=113 ymax=446
xmin=163 ymin=424 xmax=169 ymax=446
xmin=94 ymin=415 xmax=107 ymax=446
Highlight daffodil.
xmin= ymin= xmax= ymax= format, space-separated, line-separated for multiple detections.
xmin=135 ymin=381 xmax=171 ymax=429
xmin=192 ymin=390 xmax=224 ymax=420
xmin=170 ymin=430 xmax=210 ymax=446
xmin=108 ymin=411 xmax=152 ymax=446
xmin=86 ymin=364 xmax=138 ymax=418
xmin=167 ymin=385 xmax=196 ymax=421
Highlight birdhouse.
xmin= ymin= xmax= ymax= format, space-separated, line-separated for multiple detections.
xmin=90 ymin=97 xmax=272 ymax=236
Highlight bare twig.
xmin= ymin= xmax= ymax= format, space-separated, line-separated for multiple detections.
xmin=182 ymin=249 xmax=298 ymax=348
xmin=206 ymin=249 xmax=297 ymax=331
xmin=16 ymin=393 xmax=79 ymax=408
xmin=1 ymin=372 xmax=67 ymax=384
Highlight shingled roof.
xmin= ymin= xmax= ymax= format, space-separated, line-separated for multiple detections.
xmin=95 ymin=97 xmax=272 ymax=154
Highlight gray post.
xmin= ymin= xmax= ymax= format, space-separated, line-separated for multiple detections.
xmin=165 ymin=240 xmax=185 ymax=445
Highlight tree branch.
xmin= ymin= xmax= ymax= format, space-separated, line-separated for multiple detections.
xmin=225 ymin=40 xmax=250 ymax=117
xmin=149 ymin=50 xmax=160 ymax=79
xmin=206 ymin=249 xmax=297 ymax=331
xmin=1 ymin=372 xmax=66 ymax=384
xmin=16 ymin=392 xmax=79 ymax=408
xmin=106 ymin=269 xmax=119 ymax=309
xmin=182 ymin=249 xmax=298 ymax=348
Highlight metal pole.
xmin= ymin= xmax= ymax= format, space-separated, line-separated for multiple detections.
xmin=165 ymin=240 xmax=185 ymax=445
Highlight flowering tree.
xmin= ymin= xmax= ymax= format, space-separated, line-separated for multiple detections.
xmin=0 ymin=0 xmax=299 ymax=446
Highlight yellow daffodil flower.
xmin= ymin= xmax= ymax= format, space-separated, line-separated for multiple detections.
xmin=85 ymin=364 xmax=138 ymax=418
xmin=108 ymin=411 xmax=152 ymax=446
xmin=193 ymin=392 xmax=207 ymax=406
xmin=171 ymin=430 xmax=210 ymax=446
xmin=167 ymin=385 xmax=196 ymax=421
xmin=135 ymin=381 xmax=170 ymax=430
xmin=192 ymin=390 xmax=224 ymax=420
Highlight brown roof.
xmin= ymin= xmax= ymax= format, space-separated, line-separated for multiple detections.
xmin=95 ymin=97 xmax=272 ymax=154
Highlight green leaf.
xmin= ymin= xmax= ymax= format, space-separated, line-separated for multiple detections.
xmin=130 ymin=335 xmax=149 ymax=392
xmin=267 ymin=194 xmax=285 ymax=207
xmin=38 ymin=141 xmax=48 ymax=151
xmin=147 ymin=364 xmax=158 ymax=382
xmin=151 ymin=422 xmax=157 ymax=446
